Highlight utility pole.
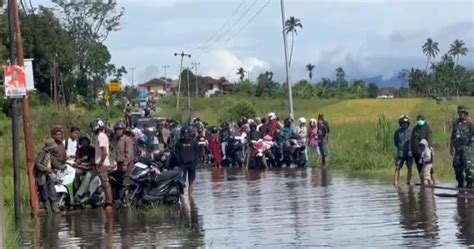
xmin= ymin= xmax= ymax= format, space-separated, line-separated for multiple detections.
xmin=10 ymin=0 xmax=39 ymax=217
xmin=162 ymin=65 xmax=169 ymax=78
xmin=280 ymin=0 xmax=294 ymax=118
xmin=129 ymin=67 xmax=136 ymax=86
xmin=174 ymin=52 xmax=191 ymax=111
xmin=191 ymin=62 xmax=200 ymax=97
xmin=186 ymin=67 xmax=191 ymax=109
xmin=8 ymin=0 xmax=21 ymax=229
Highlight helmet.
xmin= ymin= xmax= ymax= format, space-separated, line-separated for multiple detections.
xmin=267 ymin=112 xmax=276 ymax=120
xmin=255 ymin=117 xmax=261 ymax=123
xmin=299 ymin=117 xmax=306 ymax=124
xmin=247 ymin=118 xmax=254 ymax=124
xmin=114 ymin=121 xmax=126 ymax=130
xmin=221 ymin=122 xmax=230 ymax=129
xmin=180 ymin=126 xmax=193 ymax=136
xmin=458 ymin=105 xmax=469 ymax=114
xmin=210 ymin=126 xmax=218 ymax=134
xmin=249 ymin=122 xmax=257 ymax=129
xmin=398 ymin=115 xmax=410 ymax=126
xmin=91 ymin=119 xmax=106 ymax=132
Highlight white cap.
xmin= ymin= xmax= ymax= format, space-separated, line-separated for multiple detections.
xmin=299 ymin=117 xmax=306 ymax=123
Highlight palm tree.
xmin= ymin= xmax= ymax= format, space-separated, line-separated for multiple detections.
xmin=449 ymin=39 xmax=469 ymax=67
xmin=236 ymin=67 xmax=246 ymax=82
xmin=305 ymin=64 xmax=315 ymax=81
xmin=285 ymin=16 xmax=303 ymax=67
xmin=422 ymin=38 xmax=440 ymax=71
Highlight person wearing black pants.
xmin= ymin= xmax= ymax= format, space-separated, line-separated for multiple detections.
xmin=410 ymin=115 xmax=434 ymax=182
xmin=175 ymin=126 xmax=200 ymax=195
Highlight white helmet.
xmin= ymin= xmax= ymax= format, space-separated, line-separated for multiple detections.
xmin=247 ymin=118 xmax=254 ymax=124
xmin=267 ymin=112 xmax=276 ymax=120
xmin=299 ymin=117 xmax=306 ymax=123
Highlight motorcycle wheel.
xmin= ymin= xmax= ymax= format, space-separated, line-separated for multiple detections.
xmin=56 ymin=193 xmax=67 ymax=210
xmin=119 ymin=186 xmax=137 ymax=208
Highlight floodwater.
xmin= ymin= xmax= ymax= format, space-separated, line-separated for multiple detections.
xmin=21 ymin=168 xmax=474 ymax=248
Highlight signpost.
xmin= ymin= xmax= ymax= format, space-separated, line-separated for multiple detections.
xmin=108 ymin=82 xmax=122 ymax=93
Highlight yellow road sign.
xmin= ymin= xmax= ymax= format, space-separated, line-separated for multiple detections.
xmin=108 ymin=82 xmax=122 ymax=92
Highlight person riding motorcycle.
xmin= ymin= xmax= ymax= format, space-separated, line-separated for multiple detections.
xmin=266 ymin=112 xmax=282 ymax=137
xmin=246 ymin=122 xmax=265 ymax=168
xmin=114 ymin=121 xmax=135 ymax=187
xmin=279 ymin=118 xmax=301 ymax=160
xmin=74 ymin=135 xmax=96 ymax=203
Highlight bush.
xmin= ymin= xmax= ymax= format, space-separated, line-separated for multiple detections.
xmin=219 ymin=101 xmax=257 ymax=123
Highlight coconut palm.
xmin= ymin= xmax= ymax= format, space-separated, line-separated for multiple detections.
xmin=285 ymin=16 xmax=303 ymax=67
xmin=422 ymin=38 xmax=440 ymax=70
xmin=236 ymin=67 xmax=246 ymax=82
xmin=305 ymin=64 xmax=315 ymax=81
xmin=448 ymin=39 xmax=469 ymax=67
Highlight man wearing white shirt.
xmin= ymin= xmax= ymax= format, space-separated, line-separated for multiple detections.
xmin=64 ymin=127 xmax=80 ymax=159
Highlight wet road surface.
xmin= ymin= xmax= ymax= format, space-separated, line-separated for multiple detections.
xmin=21 ymin=168 xmax=474 ymax=248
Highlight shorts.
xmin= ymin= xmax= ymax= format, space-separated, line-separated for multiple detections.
xmin=318 ymin=142 xmax=329 ymax=156
xmin=396 ymin=156 xmax=413 ymax=169
xmin=422 ymin=164 xmax=433 ymax=181
xmin=181 ymin=164 xmax=196 ymax=184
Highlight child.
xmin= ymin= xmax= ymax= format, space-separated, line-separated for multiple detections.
xmin=419 ymin=139 xmax=434 ymax=185
xmin=307 ymin=119 xmax=319 ymax=157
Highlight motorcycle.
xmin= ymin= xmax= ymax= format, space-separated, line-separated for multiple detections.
xmin=249 ymin=139 xmax=270 ymax=169
xmin=282 ymin=139 xmax=307 ymax=167
xmin=224 ymin=136 xmax=244 ymax=167
xmin=120 ymin=161 xmax=185 ymax=208
xmin=64 ymin=159 xmax=106 ymax=208
xmin=54 ymin=162 xmax=76 ymax=210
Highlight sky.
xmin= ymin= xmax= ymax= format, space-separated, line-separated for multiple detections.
xmin=33 ymin=0 xmax=474 ymax=85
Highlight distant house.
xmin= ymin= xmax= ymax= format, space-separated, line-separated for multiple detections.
xmin=377 ymin=87 xmax=397 ymax=99
xmin=202 ymin=76 xmax=234 ymax=97
xmin=138 ymin=78 xmax=173 ymax=98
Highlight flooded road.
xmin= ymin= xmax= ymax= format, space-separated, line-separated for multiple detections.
xmin=21 ymin=168 xmax=474 ymax=248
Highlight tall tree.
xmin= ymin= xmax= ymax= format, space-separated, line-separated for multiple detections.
xmin=367 ymin=83 xmax=379 ymax=98
xmin=422 ymin=38 xmax=440 ymax=71
xmin=448 ymin=39 xmax=469 ymax=67
xmin=335 ymin=67 xmax=348 ymax=89
xmin=52 ymin=0 xmax=124 ymax=101
xmin=284 ymin=16 xmax=302 ymax=67
xmin=236 ymin=67 xmax=246 ymax=82
xmin=305 ymin=64 xmax=315 ymax=81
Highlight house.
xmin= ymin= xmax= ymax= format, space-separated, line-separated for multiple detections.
xmin=202 ymin=76 xmax=234 ymax=97
xmin=377 ymin=87 xmax=397 ymax=99
xmin=137 ymin=78 xmax=172 ymax=98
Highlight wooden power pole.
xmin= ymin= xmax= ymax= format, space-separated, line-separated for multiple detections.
xmin=10 ymin=0 xmax=40 ymax=217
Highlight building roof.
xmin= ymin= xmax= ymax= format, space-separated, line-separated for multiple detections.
xmin=378 ymin=87 xmax=398 ymax=95
xmin=202 ymin=76 xmax=233 ymax=86
xmin=138 ymin=78 xmax=168 ymax=88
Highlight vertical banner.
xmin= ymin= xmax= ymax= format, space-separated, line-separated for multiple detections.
xmin=4 ymin=65 xmax=27 ymax=98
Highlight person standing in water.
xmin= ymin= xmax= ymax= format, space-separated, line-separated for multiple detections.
xmin=394 ymin=115 xmax=413 ymax=186
xmin=450 ymin=105 xmax=474 ymax=188
xmin=410 ymin=115 xmax=434 ymax=183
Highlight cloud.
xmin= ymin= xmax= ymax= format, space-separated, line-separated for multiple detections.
xmin=204 ymin=48 xmax=270 ymax=82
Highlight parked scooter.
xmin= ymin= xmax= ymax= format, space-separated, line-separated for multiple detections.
xmin=283 ymin=139 xmax=307 ymax=167
xmin=249 ymin=139 xmax=269 ymax=169
xmin=120 ymin=161 xmax=185 ymax=208
xmin=224 ymin=136 xmax=244 ymax=167
xmin=54 ymin=162 xmax=76 ymax=210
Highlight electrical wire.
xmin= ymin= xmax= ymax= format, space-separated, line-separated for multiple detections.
xmin=223 ymin=0 xmax=271 ymax=43
xmin=199 ymin=0 xmax=259 ymax=51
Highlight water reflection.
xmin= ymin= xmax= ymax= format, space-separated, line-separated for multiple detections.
xmin=456 ymin=198 xmax=474 ymax=246
xmin=21 ymin=168 xmax=474 ymax=248
xmin=397 ymin=187 xmax=440 ymax=247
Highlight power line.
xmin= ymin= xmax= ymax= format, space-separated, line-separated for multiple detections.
xmin=198 ymin=0 xmax=247 ymax=48
xmin=223 ymin=0 xmax=271 ymax=43
xmin=200 ymin=0 xmax=259 ymax=51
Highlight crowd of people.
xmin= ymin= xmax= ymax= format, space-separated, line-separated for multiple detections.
xmin=35 ymin=102 xmax=474 ymax=214
xmin=33 ymin=106 xmax=332 ymax=214
xmin=393 ymin=105 xmax=474 ymax=188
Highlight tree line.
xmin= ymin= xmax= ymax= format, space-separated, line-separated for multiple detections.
xmin=0 ymin=1 xmax=125 ymax=106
